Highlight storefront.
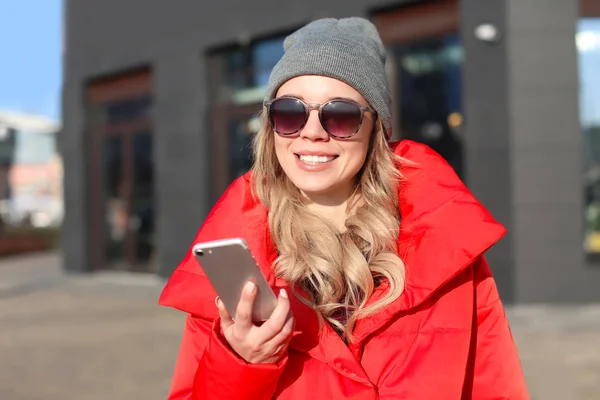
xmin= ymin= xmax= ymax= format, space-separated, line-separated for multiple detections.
xmin=61 ymin=0 xmax=600 ymax=303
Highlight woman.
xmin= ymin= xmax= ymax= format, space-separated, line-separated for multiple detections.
xmin=159 ymin=17 xmax=529 ymax=399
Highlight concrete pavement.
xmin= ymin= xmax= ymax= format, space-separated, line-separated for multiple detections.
xmin=0 ymin=252 xmax=598 ymax=399
xmin=0 ymin=252 xmax=183 ymax=400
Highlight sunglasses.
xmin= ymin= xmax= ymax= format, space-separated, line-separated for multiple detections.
xmin=264 ymin=96 xmax=376 ymax=139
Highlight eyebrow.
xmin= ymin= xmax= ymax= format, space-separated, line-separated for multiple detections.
xmin=330 ymin=96 xmax=361 ymax=103
xmin=280 ymin=93 xmax=305 ymax=100
xmin=278 ymin=94 xmax=363 ymax=104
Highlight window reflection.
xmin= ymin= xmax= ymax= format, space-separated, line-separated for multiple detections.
xmin=132 ymin=132 xmax=154 ymax=263
xmin=105 ymin=95 xmax=152 ymax=124
xmin=389 ymin=34 xmax=464 ymax=177
xmin=229 ymin=115 xmax=260 ymax=181
xmin=103 ymin=136 xmax=125 ymax=263
xmin=252 ymin=38 xmax=285 ymax=87
xmin=208 ymin=35 xmax=287 ymax=196
xmin=579 ymin=18 xmax=600 ymax=253
xmin=225 ymin=50 xmax=252 ymax=92
xmin=217 ymin=36 xmax=285 ymax=104
xmin=0 ymin=127 xmax=16 ymax=165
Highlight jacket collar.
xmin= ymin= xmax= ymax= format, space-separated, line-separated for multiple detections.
xmin=348 ymin=140 xmax=506 ymax=345
xmin=159 ymin=140 xmax=506 ymax=368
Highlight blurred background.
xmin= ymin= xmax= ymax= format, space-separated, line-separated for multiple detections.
xmin=1 ymin=0 xmax=599 ymax=399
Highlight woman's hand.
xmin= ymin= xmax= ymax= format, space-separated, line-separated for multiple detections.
xmin=216 ymin=281 xmax=294 ymax=364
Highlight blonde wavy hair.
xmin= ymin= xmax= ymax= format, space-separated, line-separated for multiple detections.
xmin=251 ymin=112 xmax=406 ymax=342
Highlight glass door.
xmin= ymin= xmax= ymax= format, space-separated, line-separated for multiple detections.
xmin=372 ymin=0 xmax=463 ymax=177
xmin=389 ymin=34 xmax=464 ymax=176
xmin=86 ymin=68 xmax=155 ymax=272
xmin=96 ymin=125 xmax=154 ymax=272
xmin=210 ymin=103 xmax=262 ymax=202
xmin=103 ymin=134 xmax=127 ymax=269
xmin=130 ymin=131 xmax=154 ymax=269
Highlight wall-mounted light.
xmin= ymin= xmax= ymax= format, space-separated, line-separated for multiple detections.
xmin=576 ymin=30 xmax=600 ymax=53
xmin=474 ymin=23 xmax=502 ymax=44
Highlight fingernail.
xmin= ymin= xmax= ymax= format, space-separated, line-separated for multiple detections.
xmin=245 ymin=281 xmax=256 ymax=294
xmin=214 ymin=296 xmax=220 ymax=307
xmin=280 ymin=288 xmax=288 ymax=299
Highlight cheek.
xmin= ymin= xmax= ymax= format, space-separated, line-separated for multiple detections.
xmin=346 ymin=146 xmax=369 ymax=173
xmin=343 ymin=136 xmax=371 ymax=172
xmin=273 ymin=135 xmax=289 ymax=164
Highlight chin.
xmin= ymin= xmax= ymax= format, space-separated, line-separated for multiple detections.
xmin=289 ymin=175 xmax=351 ymax=199
xmin=295 ymin=182 xmax=337 ymax=196
xmin=286 ymin=174 xmax=327 ymax=192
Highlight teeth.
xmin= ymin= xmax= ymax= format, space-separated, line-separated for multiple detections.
xmin=299 ymin=155 xmax=335 ymax=164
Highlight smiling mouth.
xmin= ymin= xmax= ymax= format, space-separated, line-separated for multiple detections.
xmin=295 ymin=154 xmax=338 ymax=164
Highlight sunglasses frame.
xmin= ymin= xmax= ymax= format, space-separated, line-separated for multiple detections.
xmin=264 ymin=96 xmax=376 ymax=139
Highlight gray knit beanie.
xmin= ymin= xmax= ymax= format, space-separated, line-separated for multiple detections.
xmin=265 ymin=17 xmax=392 ymax=139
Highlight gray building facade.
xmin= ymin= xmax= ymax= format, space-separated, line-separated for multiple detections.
xmin=61 ymin=0 xmax=600 ymax=303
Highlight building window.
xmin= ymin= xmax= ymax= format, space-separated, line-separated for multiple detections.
xmin=371 ymin=0 xmax=463 ymax=177
xmin=210 ymin=35 xmax=286 ymax=106
xmin=207 ymin=33 xmax=289 ymax=199
xmin=85 ymin=67 xmax=156 ymax=272
xmin=0 ymin=127 xmax=16 ymax=165
xmin=579 ymin=18 xmax=600 ymax=254
xmin=388 ymin=34 xmax=463 ymax=177
xmin=13 ymin=130 xmax=56 ymax=164
xmin=104 ymin=95 xmax=152 ymax=124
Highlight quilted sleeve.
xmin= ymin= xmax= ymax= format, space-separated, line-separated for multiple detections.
xmin=467 ymin=256 xmax=530 ymax=400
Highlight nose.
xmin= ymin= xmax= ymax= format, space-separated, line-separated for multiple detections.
xmin=299 ymin=109 xmax=329 ymax=141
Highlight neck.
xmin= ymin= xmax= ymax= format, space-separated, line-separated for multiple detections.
xmin=303 ymin=187 xmax=360 ymax=232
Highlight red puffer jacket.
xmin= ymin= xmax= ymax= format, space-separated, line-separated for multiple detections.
xmin=159 ymin=140 xmax=530 ymax=399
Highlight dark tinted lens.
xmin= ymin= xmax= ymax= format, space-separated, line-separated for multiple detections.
xmin=269 ymin=98 xmax=307 ymax=135
xmin=321 ymin=100 xmax=362 ymax=138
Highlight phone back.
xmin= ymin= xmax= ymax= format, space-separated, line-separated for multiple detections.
xmin=192 ymin=238 xmax=277 ymax=322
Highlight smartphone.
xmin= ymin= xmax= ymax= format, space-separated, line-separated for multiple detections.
xmin=192 ymin=237 xmax=278 ymax=322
